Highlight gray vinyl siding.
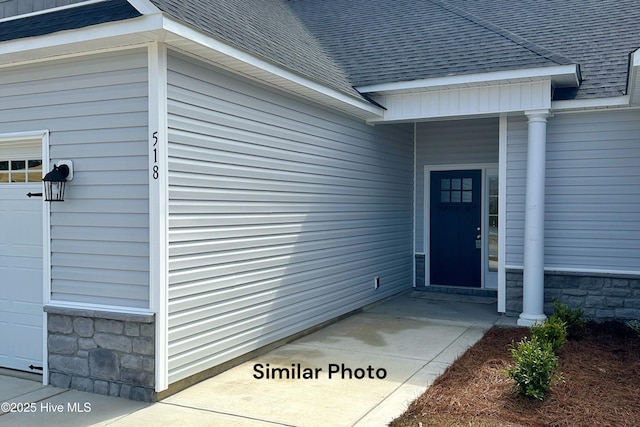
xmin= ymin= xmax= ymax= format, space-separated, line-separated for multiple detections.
xmin=0 ymin=0 xmax=86 ymax=18
xmin=414 ymin=118 xmax=499 ymax=253
xmin=166 ymin=52 xmax=413 ymax=383
xmin=0 ymin=49 xmax=150 ymax=308
xmin=505 ymin=109 xmax=640 ymax=272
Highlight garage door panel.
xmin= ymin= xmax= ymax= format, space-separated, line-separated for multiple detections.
xmin=0 ymin=143 xmax=43 ymax=372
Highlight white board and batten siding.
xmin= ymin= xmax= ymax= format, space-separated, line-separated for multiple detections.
xmin=414 ymin=119 xmax=499 ymax=253
xmin=505 ymin=109 xmax=640 ymax=273
xmin=166 ymin=52 xmax=414 ymax=383
xmin=0 ymin=48 xmax=150 ymax=308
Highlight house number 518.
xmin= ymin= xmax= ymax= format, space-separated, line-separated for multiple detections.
xmin=152 ymin=131 xmax=159 ymax=180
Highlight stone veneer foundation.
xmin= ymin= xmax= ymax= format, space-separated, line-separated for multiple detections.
xmin=506 ymin=269 xmax=640 ymax=321
xmin=44 ymin=306 xmax=155 ymax=402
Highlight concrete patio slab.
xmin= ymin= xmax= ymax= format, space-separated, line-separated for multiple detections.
xmin=161 ymin=344 xmax=429 ymax=427
xmin=293 ymin=311 xmax=476 ymax=361
xmin=0 ymin=388 xmax=148 ymax=426
xmin=0 ymin=291 xmax=517 ymax=427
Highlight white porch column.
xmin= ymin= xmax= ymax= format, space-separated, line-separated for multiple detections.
xmin=518 ymin=110 xmax=550 ymax=326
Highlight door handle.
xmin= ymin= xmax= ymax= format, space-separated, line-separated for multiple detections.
xmin=27 ymin=192 xmax=43 ymax=198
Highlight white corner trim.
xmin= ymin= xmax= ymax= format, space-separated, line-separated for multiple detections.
xmin=357 ymin=64 xmax=580 ymax=95
xmin=161 ymin=17 xmax=383 ymax=117
xmin=497 ymin=116 xmax=507 ymax=313
xmin=412 ymin=123 xmax=417 ymax=287
xmin=148 ymin=42 xmax=169 ymax=393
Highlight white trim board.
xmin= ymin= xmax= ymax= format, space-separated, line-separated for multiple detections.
xmin=497 ymin=116 xmax=508 ymax=312
xmin=505 ymin=266 xmax=640 ymax=277
xmin=45 ymin=301 xmax=155 ymax=315
xmin=357 ymin=64 xmax=579 ymax=94
xmin=148 ymin=42 xmax=169 ymax=393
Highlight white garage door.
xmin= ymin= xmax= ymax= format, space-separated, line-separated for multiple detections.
xmin=0 ymin=140 xmax=43 ymax=373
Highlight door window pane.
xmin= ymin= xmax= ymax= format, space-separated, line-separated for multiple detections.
xmin=463 ymin=178 xmax=472 ymax=190
xmin=0 ymin=158 xmax=42 ymax=183
xmin=0 ymin=161 xmax=8 ymax=183
xmin=439 ymin=176 xmax=474 ymax=204
xmin=10 ymin=160 xmax=26 ymax=182
xmin=27 ymin=159 xmax=42 ymax=182
xmin=487 ymin=175 xmax=499 ymax=272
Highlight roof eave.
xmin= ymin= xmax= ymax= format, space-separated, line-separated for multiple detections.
xmin=0 ymin=10 xmax=383 ymax=121
xmin=160 ymin=16 xmax=384 ymax=120
xmin=356 ymin=64 xmax=581 ymax=96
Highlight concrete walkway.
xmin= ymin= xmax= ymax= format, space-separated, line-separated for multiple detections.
xmin=0 ymin=291 xmax=516 ymax=427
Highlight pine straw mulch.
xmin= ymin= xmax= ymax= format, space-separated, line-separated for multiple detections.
xmin=390 ymin=321 xmax=640 ymax=427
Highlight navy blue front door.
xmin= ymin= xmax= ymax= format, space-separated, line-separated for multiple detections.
xmin=430 ymin=170 xmax=482 ymax=287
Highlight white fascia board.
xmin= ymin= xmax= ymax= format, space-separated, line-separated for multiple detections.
xmin=161 ymin=17 xmax=383 ymax=118
xmin=357 ymin=64 xmax=580 ymax=95
xmin=552 ymin=95 xmax=631 ymax=111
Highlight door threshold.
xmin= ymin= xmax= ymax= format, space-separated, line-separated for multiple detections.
xmin=417 ymin=284 xmax=497 ymax=298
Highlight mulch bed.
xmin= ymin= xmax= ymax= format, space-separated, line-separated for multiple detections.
xmin=390 ymin=321 xmax=640 ymax=427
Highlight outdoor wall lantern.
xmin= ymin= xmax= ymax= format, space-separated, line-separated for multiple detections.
xmin=42 ymin=160 xmax=73 ymax=202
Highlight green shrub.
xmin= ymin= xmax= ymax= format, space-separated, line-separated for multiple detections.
xmin=530 ymin=316 xmax=567 ymax=354
xmin=551 ymin=301 xmax=586 ymax=339
xmin=507 ymin=336 xmax=558 ymax=400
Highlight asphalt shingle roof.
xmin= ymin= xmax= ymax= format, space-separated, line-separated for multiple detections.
xmin=148 ymin=0 xmax=361 ymax=99
xmin=0 ymin=0 xmax=140 ymax=43
xmin=1 ymin=0 xmax=637 ymax=101
xmin=288 ymin=0 xmax=640 ymax=100
xmin=441 ymin=0 xmax=640 ymax=99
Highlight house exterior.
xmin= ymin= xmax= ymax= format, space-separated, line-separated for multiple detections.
xmin=0 ymin=0 xmax=638 ymax=401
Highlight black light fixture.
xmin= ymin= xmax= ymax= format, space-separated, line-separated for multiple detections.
xmin=43 ymin=160 xmax=73 ymax=202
